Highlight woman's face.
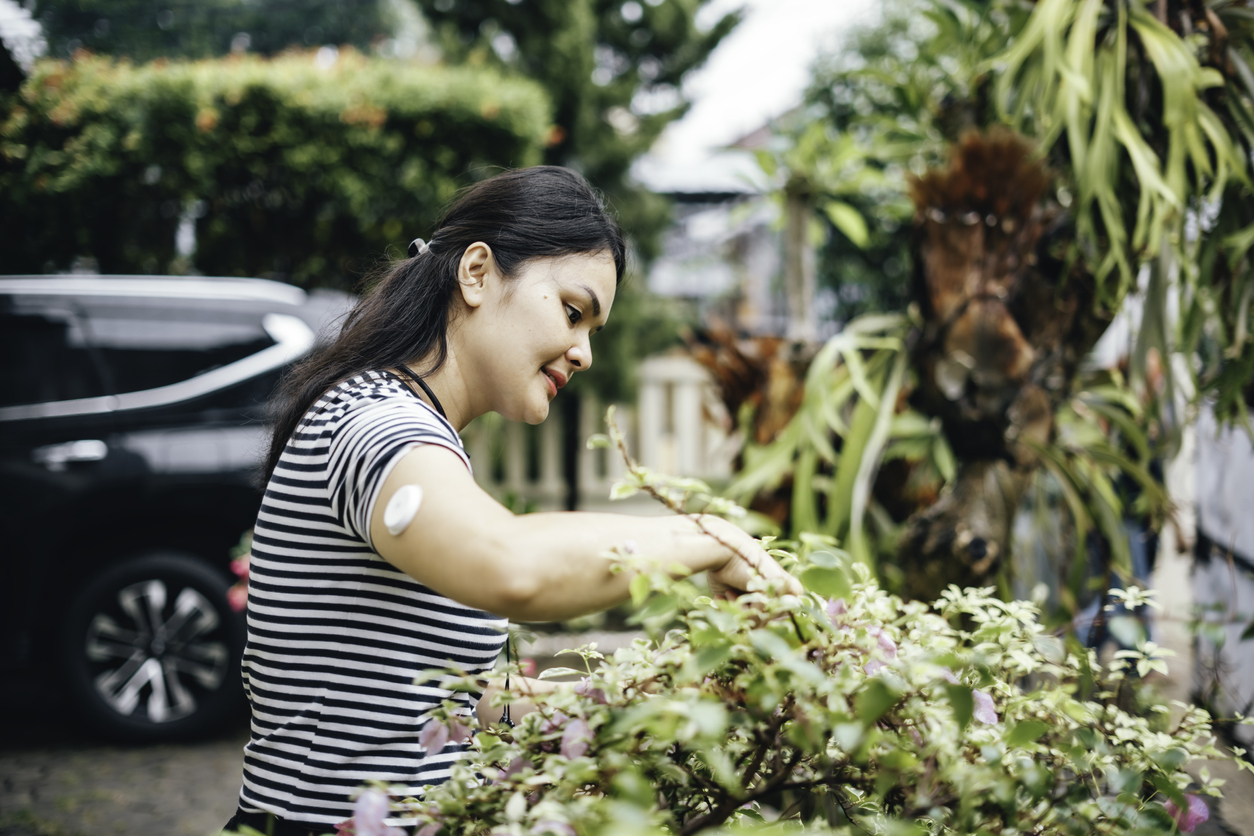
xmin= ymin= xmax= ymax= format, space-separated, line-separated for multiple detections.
xmin=460 ymin=250 xmax=617 ymax=424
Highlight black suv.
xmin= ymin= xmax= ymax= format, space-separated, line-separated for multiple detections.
xmin=0 ymin=275 xmax=350 ymax=741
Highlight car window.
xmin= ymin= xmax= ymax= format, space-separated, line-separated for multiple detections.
xmin=0 ymin=298 xmax=109 ymax=407
xmin=80 ymin=300 xmax=277 ymax=395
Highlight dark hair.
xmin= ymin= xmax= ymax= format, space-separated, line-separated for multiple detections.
xmin=261 ymin=165 xmax=626 ymax=482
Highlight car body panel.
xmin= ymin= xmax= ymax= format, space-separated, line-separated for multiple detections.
xmin=0 ymin=275 xmax=350 ymax=684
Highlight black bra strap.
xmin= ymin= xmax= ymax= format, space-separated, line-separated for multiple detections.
xmin=396 ymin=365 xmax=447 ymax=420
xmin=502 ymin=630 xmax=513 ymax=727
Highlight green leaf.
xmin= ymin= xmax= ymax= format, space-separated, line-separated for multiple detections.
xmin=823 ymin=200 xmax=870 ymax=248
xmin=856 ymin=679 xmax=899 ymax=725
xmin=878 ymin=820 xmax=926 ymax=836
xmin=944 ymin=684 xmax=974 ymax=731
xmin=1107 ymin=615 xmax=1148 ymax=649
xmin=1031 ymin=634 xmax=1066 ymax=664
xmin=749 ymin=628 xmax=796 ymax=659
xmin=610 ymin=481 xmax=639 ymax=501
xmin=1150 ymin=773 xmax=1186 ymax=808
xmin=832 ymin=722 xmax=863 ymax=752
xmin=847 ymin=346 xmax=907 ymax=568
xmin=1152 ymin=747 xmax=1188 ymax=771
xmin=807 ymin=549 xmax=843 ymax=569
xmin=1106 ymin=767 xmax=1142 ymax=795
xmin=688 ymin=701 xmax=730 ymax=737
xmin=687 ymin=643 xmax=734 ymax=680
xmin=629 ymin=573 xmax=651 ymax=606
xmin=536 ymin=667 xmax=586 ymax=680
xmin=799 ymin=564 xmax=852 ymax=600
xmin=1006 ymin=720 xmax=1050 ymax=748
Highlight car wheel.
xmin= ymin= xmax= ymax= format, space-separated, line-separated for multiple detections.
xmin=60 ymin=551 xmax=245 ymax=742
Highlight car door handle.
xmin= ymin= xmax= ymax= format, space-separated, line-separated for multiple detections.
xmin=33 ymin=439 xmax=109 ymax=471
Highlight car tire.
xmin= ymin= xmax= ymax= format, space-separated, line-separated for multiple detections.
xmin=60 ymin=551 xmax=246 ymax=742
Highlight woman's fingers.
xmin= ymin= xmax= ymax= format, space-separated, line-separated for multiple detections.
xmin=706 ymin=534 xmax=802 ymax=597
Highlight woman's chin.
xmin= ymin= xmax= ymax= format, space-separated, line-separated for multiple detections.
xmin=504 ymin=398 xmax=550 ymax=425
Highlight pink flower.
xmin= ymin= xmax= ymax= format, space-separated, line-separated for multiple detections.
xmin=492 ymin=755 xmax=527 ymax=785
xmin=825 ymin=598 xmax=847 ymax=621
xmin=520 ymin=657 xmax=538 ymax=677
xmin=227 ymin=583 xmax=248 ymax=613
xmin=560 ymin=717 xmax=591 ymax=759
xmin=446 ymin=718 xmax=472 ymax=745
xmin=334 ymin=821 xmax=356 ymax=836
xmin=419 ymin=717 xmax=470 ymax=754
xmin=532 ymin=822 xmax=576 ymax=836
xmin=575 ymin=677 xmax=609 ymax=705
xmin=939 ymin=667 xmax=960 ymax=685
xmin=540 ymin=710 xmax=569 ymax=736
xmin=864 ymin=659 xmax=886 ymax=676
xmin=230 ymin=554 xmax=250 ymax=579
xmin=1164 ymin=794 xmax=1210 ymax=833
xmin=871 ymin=628 xmax=897 ymax=660
xmin=419 ymin=720 xmax=450 ymax=755
xmin=972 ymin=689 xmax=998 ymax=725
xmin=350 ymin=788 xmax=403 ymax=836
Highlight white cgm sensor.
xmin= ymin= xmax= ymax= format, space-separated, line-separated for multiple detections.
xmin=384 ymin=484 xmax=424 ymax=536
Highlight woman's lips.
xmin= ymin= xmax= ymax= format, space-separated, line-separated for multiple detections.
xmin=542 ymin=369 xmax=559 ymax=397
xmin=542 ymin=368 xmax=567 ymax=397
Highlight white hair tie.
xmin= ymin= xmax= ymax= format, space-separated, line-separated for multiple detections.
xmin=408 ymin=237 xmax=430 ymax=258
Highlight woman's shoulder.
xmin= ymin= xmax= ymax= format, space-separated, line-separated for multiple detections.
xmin=318 ymin=370 xmax=456 ymax=435
xmin=328 ymin=369 xmax=411 ymax=402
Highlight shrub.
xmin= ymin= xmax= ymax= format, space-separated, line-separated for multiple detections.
xmin=347 ymin=427 xmax=1252 ymax=836
xmin=0 ymin=50 xmax=550 ymax=287
xmin=401 ymin=574 xmax=1238 ymax=836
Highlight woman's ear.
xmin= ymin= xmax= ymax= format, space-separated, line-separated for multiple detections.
xmin=457 ymin=242 xmax=495 ymax=309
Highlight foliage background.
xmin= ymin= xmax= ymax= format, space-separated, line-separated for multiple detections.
xmin=0 ymin=51 xmax=550 ymax=286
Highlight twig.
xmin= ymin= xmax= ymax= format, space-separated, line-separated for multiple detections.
xmin=608 ymin=413 xmax=767 ymax=580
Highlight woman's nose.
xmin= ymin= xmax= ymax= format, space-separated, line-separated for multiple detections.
xmin=566 ymin=338 xmax=592 ymax=371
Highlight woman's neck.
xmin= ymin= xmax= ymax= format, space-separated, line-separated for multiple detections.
xmin=400 ymin=353 xmax=477 ymax=432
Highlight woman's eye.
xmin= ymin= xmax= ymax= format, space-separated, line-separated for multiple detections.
xmin=566 ymin=305 xmax=581 ymax=325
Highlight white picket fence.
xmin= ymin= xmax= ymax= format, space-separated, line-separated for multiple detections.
xmin=463 ymin=355 xmax=736 ymax=513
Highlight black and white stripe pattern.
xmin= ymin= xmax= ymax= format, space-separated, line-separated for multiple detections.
xmin=239 ymin=371 xmax=508 ymax=826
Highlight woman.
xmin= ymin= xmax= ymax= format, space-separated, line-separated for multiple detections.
xmin=224 ymin=167 xmax=798 ymax=835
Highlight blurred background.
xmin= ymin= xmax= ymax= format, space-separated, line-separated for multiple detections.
xmin=4 ymin=0 xmax=1254 ymax=833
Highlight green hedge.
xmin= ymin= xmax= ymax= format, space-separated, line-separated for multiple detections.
xmin=0 ymin=51 xmax=551 ymax=287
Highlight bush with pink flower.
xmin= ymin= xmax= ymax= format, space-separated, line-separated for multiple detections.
xmin=226 ymin=455 xmax=1251 ymax=836
xmin=327 ymin=536 xmax=1248 ymax=836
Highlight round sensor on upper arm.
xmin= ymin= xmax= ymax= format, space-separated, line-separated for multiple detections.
xmin=384 ymin=484 xmax=424 ymax=536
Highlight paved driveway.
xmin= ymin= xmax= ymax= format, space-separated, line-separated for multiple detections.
xmin=0 ymin=689 xmax=247 ymax=836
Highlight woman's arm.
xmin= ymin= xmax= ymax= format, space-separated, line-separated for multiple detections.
xmin=368 ymin=445 xmax=799 ymax=622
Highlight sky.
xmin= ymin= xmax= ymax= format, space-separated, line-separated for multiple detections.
xmin=653 ymin=0 xmax=879 ymax=165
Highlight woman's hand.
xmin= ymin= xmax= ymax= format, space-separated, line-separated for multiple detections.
xmin=697 ymin=515 xmax=803 ymax=599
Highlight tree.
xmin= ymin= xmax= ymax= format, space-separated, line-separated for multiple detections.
xmin=718 ymin=0 xmax=1254 ymax=612
xmin=29 ymin=0 xmax=392 ymax=60
xmin=413 ymin=0 xmax=740 ymax=260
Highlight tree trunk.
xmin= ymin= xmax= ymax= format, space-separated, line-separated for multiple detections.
xmin=897 ymin=130 xmax=1111 ymax=595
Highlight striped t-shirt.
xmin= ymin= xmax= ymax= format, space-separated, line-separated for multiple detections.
xmin=239 ymin=370 xmax=509 ymax=826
